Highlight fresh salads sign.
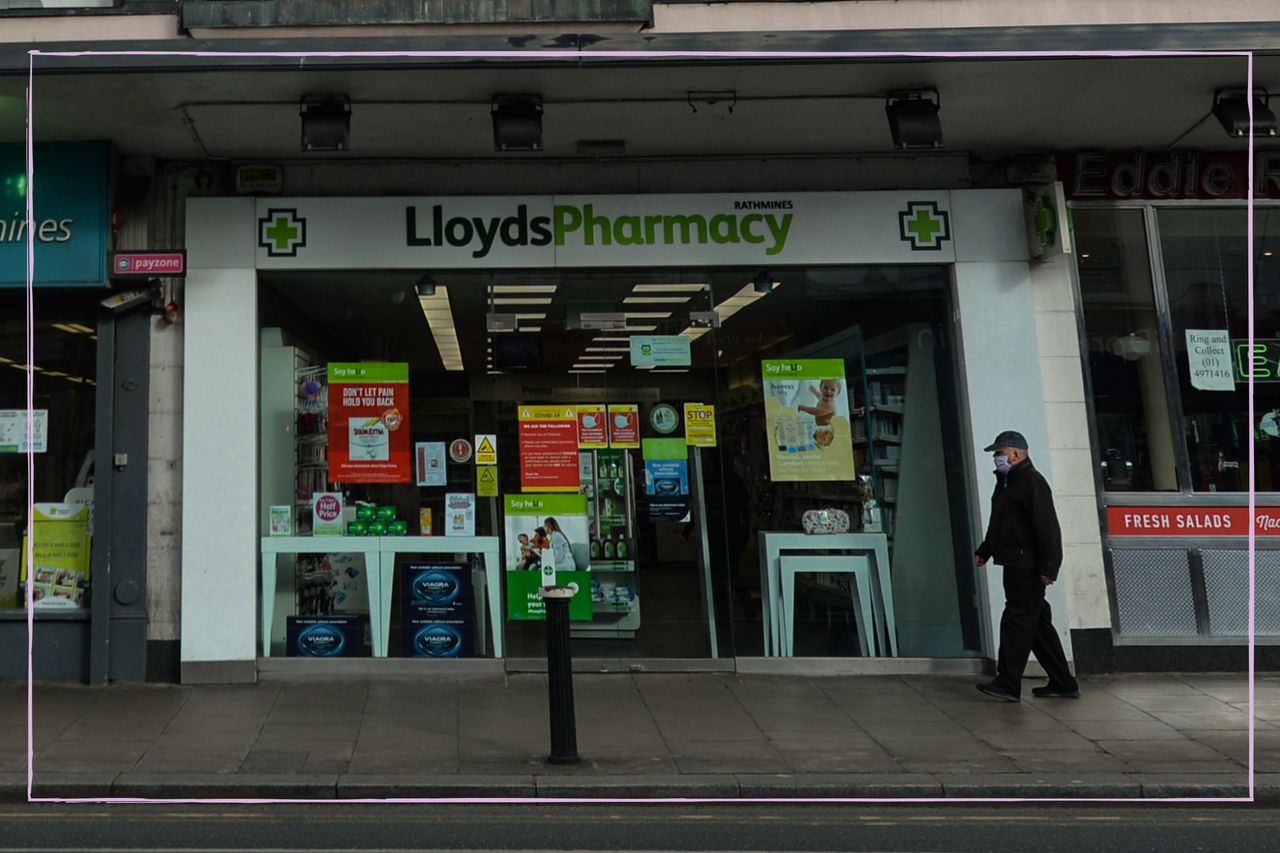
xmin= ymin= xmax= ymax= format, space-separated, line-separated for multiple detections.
xmin=327 ymin=362 xmax=411 ymax=483
xmin=255 ymin=192 xmax=957 ymax=269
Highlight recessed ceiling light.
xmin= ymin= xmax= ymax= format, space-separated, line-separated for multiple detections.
xmin=491 ymin=285 xmax=557 ymax=294
xmin=623 ymin=311 xmax=671 ymax=319
xmin=515 ymin=313 xmax=546 ymax=320
xmin=632 ymin=283 xmax=708 ymax=293
xmin=494 ymin=297 xmax=553 ymax=305
xmin=623 ymin=296 xmax=692 ymax=304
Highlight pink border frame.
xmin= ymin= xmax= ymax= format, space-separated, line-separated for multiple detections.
xmin=22 ymin=46 xmax=1259 ymax=806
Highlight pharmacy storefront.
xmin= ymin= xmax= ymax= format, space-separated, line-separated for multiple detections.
xmin=178 ymin=189 xmax=1088 ymax=682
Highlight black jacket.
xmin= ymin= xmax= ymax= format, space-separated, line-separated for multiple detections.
xmin=974 ymin=457 xmax=1063 ymax=580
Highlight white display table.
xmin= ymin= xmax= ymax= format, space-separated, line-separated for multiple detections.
xmin=260 ymin=535 xmax=503 ymax=659
xmin=757 ymin=531 xmax=895 ymax=657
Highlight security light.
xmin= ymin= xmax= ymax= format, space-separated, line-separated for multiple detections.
xmin=415 ymin=273 xmax=437 ymax=298
xmin=492 ymin=95 xmax=544 ymax=151
xmin=753 ymin=271 xmax=777 ymax=294
xmin=1213 ymin=89 xmax=1278 ymax=138
xmin=300 ymin=96 xmax=351 ymax=152
xmin=885 ymin=90 xmax=943 ymax=150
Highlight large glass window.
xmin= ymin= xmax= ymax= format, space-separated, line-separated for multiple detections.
xmin=257 ymin=266 xmax=979 ymax=660
xmin=1074 ymin=209 xmax=1178 ymax=491
xmin=0 ymin=295 xmax=97 ymax=611
xmin=1158 ymin=208 xmax=1280 ymax=493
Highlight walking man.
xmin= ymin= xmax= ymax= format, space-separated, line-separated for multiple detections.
xmin=974 ymin=430 xmax=1080 ymax=702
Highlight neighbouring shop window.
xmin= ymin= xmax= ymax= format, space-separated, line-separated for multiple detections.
xmin=1158 ymin=208 xmax=1280 ymax=493
xmin=0 ymin=297 xmax=97 ymax=610
xmin=1075 ymin=209 xmax=1178 ymax=491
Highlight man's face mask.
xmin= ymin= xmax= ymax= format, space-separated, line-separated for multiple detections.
xmin=994 ymin=454 xmax=1012 ymax=474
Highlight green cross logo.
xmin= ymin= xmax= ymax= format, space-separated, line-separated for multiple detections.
xmin=898 ymin=202 xmax=951 ymax=251
xmin=258 ymin=208 xmax=307 ymax=257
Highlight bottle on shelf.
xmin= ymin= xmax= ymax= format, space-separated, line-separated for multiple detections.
xmin=616 ymin=535 xmax=629 ymax=560
xmin=590 ymin=537 xmax=602 ymax=560
xmin=603 ymin=536 xmax=616 ymax=559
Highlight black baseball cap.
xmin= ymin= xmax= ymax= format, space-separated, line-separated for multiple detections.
xmin=983 ymin=430 xmax=1029 ymax=452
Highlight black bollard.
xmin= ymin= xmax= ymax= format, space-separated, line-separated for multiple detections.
xmin=539 ymin=586 xmax=580 ymax=765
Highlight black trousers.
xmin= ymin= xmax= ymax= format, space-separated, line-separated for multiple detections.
xmin=995 ymin=565 xmax=1077 ymax=696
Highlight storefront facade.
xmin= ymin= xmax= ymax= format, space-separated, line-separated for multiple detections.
xmin=1066 ymin=151 xmax=1280 ymax=668
xmin=178 ymin=187 xmax=1098 ymax=682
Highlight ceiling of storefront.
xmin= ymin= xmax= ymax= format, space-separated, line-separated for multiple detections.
xmin=4 ymin=54 xmax=1280 ymax=160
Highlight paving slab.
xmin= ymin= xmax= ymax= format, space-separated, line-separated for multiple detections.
xmin=113 ymin=772 xmax=339 ymax=800
xmin=735 ymin=772 xmax=942 ymax=798
xmin=337 ymin=774 xmax=536 ymax=799
xmin=535 ymin=773 xmax=740 ymax=799
xmin=937 ymin=772 xmax=1142 ymax=799
xmin=1132 ymin=773 xmax=1250 ymax=799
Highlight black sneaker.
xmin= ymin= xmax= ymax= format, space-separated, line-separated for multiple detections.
xmin=976 ymin=681 xmax=1020 ymax=703
xmin=1031 ymin=684 xmax=1080 ymax=699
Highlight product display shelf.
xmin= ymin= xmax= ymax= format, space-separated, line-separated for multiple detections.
xmin=864 ymin=359 xmax=908 ymax=544
xmin=578 ymin=448 xmax=640 ymax=638
xmin=294 ymin=364 xmax=329 ymax=536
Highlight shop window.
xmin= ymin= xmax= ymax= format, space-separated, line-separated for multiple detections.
xmin=0 ymin=298 xmax=97 ymax=611
xmin=1158 ymin=208 xmax=1280 ymax=493
xmin=1074 ymin=209 xmax=1178 ymax=491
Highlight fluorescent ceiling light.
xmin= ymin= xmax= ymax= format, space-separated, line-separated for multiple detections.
xmin=585 ymin=346 xmax=630 ymax=352
xmin=623 ymin=296 xmax=692 ymax=304
xmin=51 ymin=323 xmax=84 ymax=334
xmin=69 ymin=323 xmax=94 ymax=333
xmin=494 ymin=297 xmax=553 ymax=305
xmin=515 ymin=313 xmax=546 ymax=320
xmin=652 ymin=368 xmax=690 ymax=373
xmin=0 ymin=356 xmax=11 ymax=364
xmin=593 ymin=337 xmax=630 ymax=343
xmin=418 ymin=287 xmax=464 ymax=371
xmin=632 ymin=283 xmax=708 ymax=293
xmin=521 ymin=326 xmax=542 ymax=332
xmin=681 ymin=327 xmax=712 ymax=341
xmin=623 ymin=311 xmax=672 ymax=319
xmin=623 ymin=324 xmax=659 ymax=332
xmin=569 ymin=369 xmax=605 ymax=374
xmin=491 ymin=285 xmax=557 ymax=294
xmin=580 ymin=355 xmax=623 ymax=361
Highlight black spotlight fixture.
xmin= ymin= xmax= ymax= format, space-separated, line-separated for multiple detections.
xmin=415 ymin=273 xmax=437 ymax=298
xmin=753 ymin=271 xmax=776 ymax=294
xmin=1213 ymin=89 xmax=1279 ymax=138
xmin=885 ymin=90 xmax=943 ymax=150
xmin=300 ymin=95 xmax=351 ymax=151
xmin=492 ymin=94 xmax=544 ymax=151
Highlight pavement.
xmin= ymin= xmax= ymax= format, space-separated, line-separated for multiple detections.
xmin=0 ymin=672 xmax=1275 ymax=801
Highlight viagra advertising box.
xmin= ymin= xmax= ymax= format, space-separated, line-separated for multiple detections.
xmin=285 ymin=614 xmax=364 ymax=657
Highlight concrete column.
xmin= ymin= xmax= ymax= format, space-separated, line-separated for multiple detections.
xmin=180 ymin=197 xmax=258 ymax=683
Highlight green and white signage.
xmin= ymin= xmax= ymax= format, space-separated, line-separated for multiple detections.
xmin=630 ymin=335 xmax=691 ymax=367
xmin=255 ymin=192 xmax=957 ymax=269
xmin=503 ymin=493 xmax=592 ymax=620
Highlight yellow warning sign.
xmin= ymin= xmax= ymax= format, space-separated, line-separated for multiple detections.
xmin=477 ymin=465 xmax=499 ymax=497
xmin=475 ymin=433 xmax=498 ymax=465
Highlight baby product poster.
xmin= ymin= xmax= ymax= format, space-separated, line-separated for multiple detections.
xmin=761 ymin=359 xmax=856 ymax=482
xmin=328 ymin=362 xmax=411 ymax=483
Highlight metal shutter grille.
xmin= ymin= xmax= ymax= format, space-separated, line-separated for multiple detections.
xmin=1203 ymin=550 xmax=1280 ymax=637
xmin=1111 ymin=549 xmax=1198 ymax=636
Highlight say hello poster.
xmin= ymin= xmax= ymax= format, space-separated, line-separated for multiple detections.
xmin=761 ymin=359 xmax=856 ymax=482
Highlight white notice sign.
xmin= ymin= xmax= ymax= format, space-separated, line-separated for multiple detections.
xmin=0 ymin=410 xmax=47 ymax=453
xmin=1186 ymin=329 xmax=1234 ymax=391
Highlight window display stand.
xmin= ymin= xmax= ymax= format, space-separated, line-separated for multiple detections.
xmin=261 ymin=535 xmax=503 ymax=659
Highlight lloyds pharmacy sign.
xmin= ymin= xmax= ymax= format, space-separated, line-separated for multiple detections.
xmin=254 ymin=193 xmax=957 ymax=269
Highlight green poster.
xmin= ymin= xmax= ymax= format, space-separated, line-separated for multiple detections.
xmin=20 ymin=503 xmax=90 ymax=608
xmin=761 ymin=359 xmax=857 ymax=482
xmin=504 ymin=493 xmax=592 ymax=620
xmin=506 ymin=570 xmax=592 ymax=620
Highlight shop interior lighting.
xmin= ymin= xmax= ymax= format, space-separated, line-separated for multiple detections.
xmin=632 ymin=283 xmax=708 ymax=293
xmin=491 ymin=285 xmax=557 ymax=294
xmin=585 ymin=346 xmax=631 ymax=352
xmin=521 ymin=326 xmax=542 ymax=332
xmin=593 ymin=336 xmax=631 ymax=343
xmin=623 ymin=324 xmax=659 ymax=332
xmin=569 ymin=369 xmax=606 ymax=374
xmin=418 ymin=286 xmax=464 ymax=371
xmin=623 ymin=311 xmax=672 ymax=319
xmin=623 ymin=296 xmax=693 ymax=304
xmin=51 ymin=322 xmax=94 ymax=334
xmin=493 ymin=297 xmax=553 ymax=305
xmin=885 ymin=90 xmax=943 ymax=150
xmin=681 ymin=278 xmax=779 ymax=341
xmin=1212 ymin=88 xmax=1279 ymax=138
xmin=300 ymin=95 xmax=352 ymax=152
xmin=514 ymin=313 xmax=546 ymax=320
xmin=492 ymin=94 xmax=544 ymax=151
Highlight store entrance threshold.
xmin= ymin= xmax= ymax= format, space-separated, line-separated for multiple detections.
xmin=255 ymin=656 xmax=987 ymax=680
